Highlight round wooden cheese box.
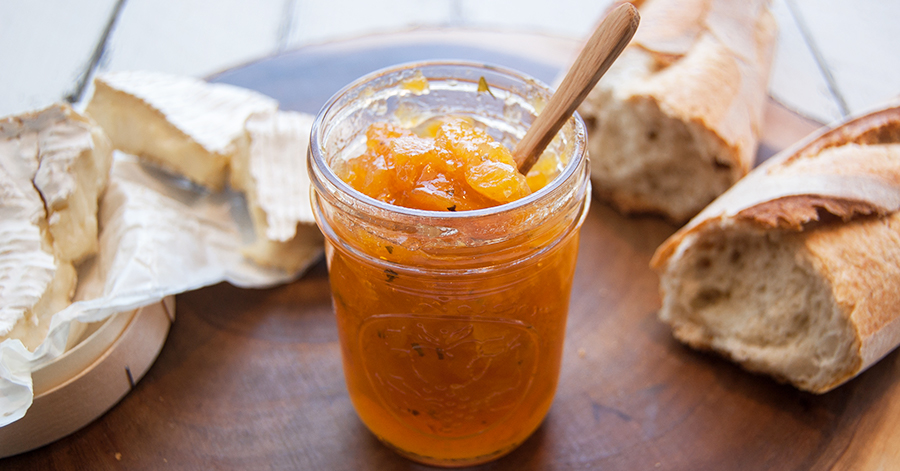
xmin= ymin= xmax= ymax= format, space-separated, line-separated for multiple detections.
xmin=0 ymin=297 xmax=174 ymax=458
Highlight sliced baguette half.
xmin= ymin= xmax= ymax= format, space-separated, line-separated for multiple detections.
xmin=651 ymin=103 xmax=900 ymax=393
xmin=578 ymin=0 xmax=777 ymax=222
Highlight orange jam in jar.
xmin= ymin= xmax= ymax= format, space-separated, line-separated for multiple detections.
xmin=309 ymin=61 xmax=590 ymax=467
xmin=336 ymin=117 xmax=533 ymax=211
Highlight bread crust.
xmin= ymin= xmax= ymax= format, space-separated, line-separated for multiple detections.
xmin=578 ymin=0 xmax=777 ymax=222
xmin=652 ymin=103 xmax=900 ymax=393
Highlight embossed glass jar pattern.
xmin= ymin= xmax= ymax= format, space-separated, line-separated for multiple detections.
xmin=308 ymin=61 xmax=590 ymax=467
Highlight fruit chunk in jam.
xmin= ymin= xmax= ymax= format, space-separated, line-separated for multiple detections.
xmin=337 ymin=117 xmax=540 ymax=211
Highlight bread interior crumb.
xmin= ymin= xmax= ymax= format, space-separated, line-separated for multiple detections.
xmin=588 ymin=93 xmax=735 ymax=222
xmin=659 ymin=228 xmax=859 ymax=392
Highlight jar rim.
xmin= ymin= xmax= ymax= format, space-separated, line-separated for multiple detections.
xmin=308 ymin=59 xmax=588 ymax=222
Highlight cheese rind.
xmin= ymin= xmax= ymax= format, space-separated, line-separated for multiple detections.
xmin=231 ymin=111 xmax=322 ymax=273
xmin=35 ymin=106 xmax=113 ymax=263
xmin=0 ymin=104 xmax=109 ymax=349
xmin=0 ymin=104 xmax=112 ymax=264
xmin=86 ymin=71 xmax=279 ymax=190
xmin=0 ymin=167 xmax=60 ymax=343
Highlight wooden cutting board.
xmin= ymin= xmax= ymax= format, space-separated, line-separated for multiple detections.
xmin=5 ymin=30 xmax=898 ymax=470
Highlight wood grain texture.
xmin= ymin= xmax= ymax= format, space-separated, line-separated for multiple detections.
xmin=0 ymin=0 xmax=119 ymax=115
xmin=103 ymin=0 xmax=286 ymax=77
xmin=787 ymin=0 xmax=900 ymax=117
xmin=4 ymin=0 xmax=896 ymax=128
xmin=4 ymin=33 xmax=898 ymax=470
xmin=767 ymin=0 xmax=844 ymax=124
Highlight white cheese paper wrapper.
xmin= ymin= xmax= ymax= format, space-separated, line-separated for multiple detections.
xmin=0 ymin=152 xmax=317 ymax=426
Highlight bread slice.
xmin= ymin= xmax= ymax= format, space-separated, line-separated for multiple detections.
xmin=86 ymin=71 xmax=278 ymax=191
xmin=230 ymin=111 xmax=323 ymax=274
xmin=651 ymin=104 xmax=900 ymax=393
xmin=0 ymin=104 xmax=112 ymax=350
xmin=577 ymin=0 xmax=777 ymax=223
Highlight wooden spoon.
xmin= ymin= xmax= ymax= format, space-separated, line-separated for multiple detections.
xmin=513 ymin=3 xmax=640 ymax=175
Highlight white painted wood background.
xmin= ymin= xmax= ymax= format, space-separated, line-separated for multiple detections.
xmin=1 ymin=0 xmax=898 ymax=125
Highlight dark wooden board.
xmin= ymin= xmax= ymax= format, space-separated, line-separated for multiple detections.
xmin=6 ymin=30 xmax=899 ymax=470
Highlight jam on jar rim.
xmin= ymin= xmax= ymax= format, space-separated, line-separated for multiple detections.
xmin=308 ymin=59 xmax=588 ymax=222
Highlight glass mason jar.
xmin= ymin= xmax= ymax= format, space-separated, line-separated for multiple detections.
xmin=308 ymin=61 xmax=590 ymax=467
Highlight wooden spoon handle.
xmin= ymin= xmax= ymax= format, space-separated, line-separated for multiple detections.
xmin=514 ymin=3 xmax=640 ymax=174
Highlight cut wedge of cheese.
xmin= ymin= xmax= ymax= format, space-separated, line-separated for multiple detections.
xmin=0 ymin=104 xmax=112 ymax=350
xmin=231 ymin=111 xmax=323 ymax=274
xmin=86 ymin=71 xmax=279 ymax=191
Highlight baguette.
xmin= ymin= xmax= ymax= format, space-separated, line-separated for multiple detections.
xmin=577 ymin=0 xmax=777 ymax=222
xmin=651 ymin=104 xmax=900 ymax=393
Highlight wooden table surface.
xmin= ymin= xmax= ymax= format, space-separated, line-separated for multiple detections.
xmin=6 ymin=32 xmax=900 ymax=471
xmin=4 ymin=0 xmax=900 ymax=127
